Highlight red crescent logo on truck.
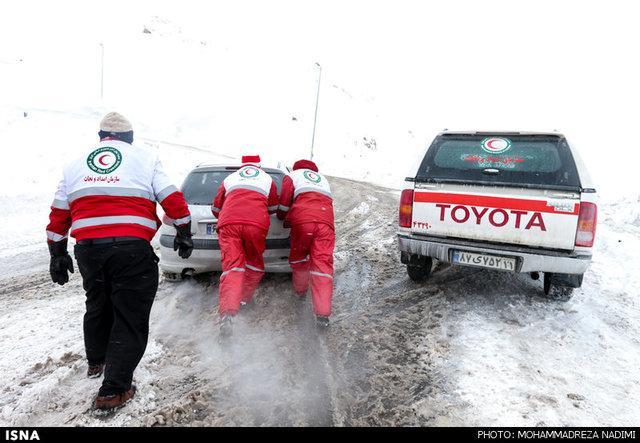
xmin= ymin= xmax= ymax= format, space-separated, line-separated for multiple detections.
xmin=481 ymin=137 xmax=512 ymax=154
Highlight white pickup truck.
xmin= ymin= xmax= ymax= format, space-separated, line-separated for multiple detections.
xmin=397 ymin=132 xmax=597 ymax=300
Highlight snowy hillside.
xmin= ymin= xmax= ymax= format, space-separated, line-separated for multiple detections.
xmin=2 ymin=1 xmax=638 ymax=199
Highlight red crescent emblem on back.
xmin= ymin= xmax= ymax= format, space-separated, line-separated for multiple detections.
xmin=98 ymin=154 xmax=110 ymax=166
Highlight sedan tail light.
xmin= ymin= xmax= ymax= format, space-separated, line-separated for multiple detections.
xmin=399 ymin=189 xmax=414 ymax=228
xmin=575 ymin=202 xmax=597 ymax=247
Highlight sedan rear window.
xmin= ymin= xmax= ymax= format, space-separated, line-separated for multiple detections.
xmin=181 ymin=170 xmax=284 ymax=205
xmin=416 ymin=134 xmax=581 ymax=190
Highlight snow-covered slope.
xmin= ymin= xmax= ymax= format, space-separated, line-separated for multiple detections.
xmin=2 ymin=1 xmax=638 ymax=198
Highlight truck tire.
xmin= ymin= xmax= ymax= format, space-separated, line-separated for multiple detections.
xmin=406 ymin=257 xmax=432 ymax=282
xmin=543 ymin=272 xmax=575 ymax=301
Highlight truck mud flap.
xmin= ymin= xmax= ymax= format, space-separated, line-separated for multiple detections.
xmin=549 ymin=272 xmax=584 ymax=288
xmin=400 ymin=251 xmax=431 ymax=266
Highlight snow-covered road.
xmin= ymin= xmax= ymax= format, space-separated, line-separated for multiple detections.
xmin=1 ymin=177 xmax=638 ymax=426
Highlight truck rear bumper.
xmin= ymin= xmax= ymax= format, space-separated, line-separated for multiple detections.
xmin=397 ymin=233 xmax=591 ymax=274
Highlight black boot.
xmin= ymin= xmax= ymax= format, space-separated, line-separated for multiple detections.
xmin=316 ymin=315 xmax=330 ymax=329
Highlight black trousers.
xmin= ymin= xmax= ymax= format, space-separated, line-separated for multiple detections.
xmin=74 ymin=240 xmax=159 ymax=396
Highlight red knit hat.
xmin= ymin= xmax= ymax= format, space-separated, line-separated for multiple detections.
xmin=292 ymin=159 xmax=318 ymax=172
xmin=241 ymin=155 xmax=261 ymax=166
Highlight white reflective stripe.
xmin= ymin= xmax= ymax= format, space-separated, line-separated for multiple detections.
xmin=226 ymin=183 xmax=269 ymax=197
xmin=173 ymin=215 xmax=191 ymax=225
xmin=289 ymin=256 xmax=309 ymax=264
xmin=155 ymin=185 xmax=178 ymax=202
xmin=294 ymin=187 xmax=333 ymax=199
xmin=46 ymin=230 xmax=68 ymax=242
xmin=221 ymin=267 xmax=245 ymax=277
xmin=70 ymin=215 xmax=158 ymax=231
xmin=68 ymin=187 xmax=154 ymax=202
xmin=245 ymin=264 xmax=265 ymax=273
xmin=278 ymin=204 xmax=290 ymax=212
xmin=51 ymin=199 xmax=70 ymax=210
xmin=268 ymin=206 xmax=278 ymax=212
xmin=212 ymin=207 xmax=222 ymax=213
xmin=310 ymin=271 xmax=333 ymax=279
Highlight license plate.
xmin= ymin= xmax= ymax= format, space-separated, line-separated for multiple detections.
xmin=205 ymin=223 xmax=216 ymax=235
xmin=451 ymin=250 xmax=516 ymax=271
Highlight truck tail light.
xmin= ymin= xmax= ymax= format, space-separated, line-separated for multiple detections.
xmin=399 ymin=189 xmax=414 ymax=228
xmin=575 ymin=202 xmax=597 ymax=247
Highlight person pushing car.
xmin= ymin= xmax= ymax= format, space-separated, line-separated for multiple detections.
xmin=277 ymin=159 xmax=335 ymax=327
xmin=45 ymin=112 xmax=194 ymax=410
xmin=212 ymin=155 xmax=279 ymax=337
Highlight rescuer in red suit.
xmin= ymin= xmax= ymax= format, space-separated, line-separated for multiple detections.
xmin=277 ymin=159 xmax=335 ymax=328
xmin=212 ymin=155 xmax=279 ymax=337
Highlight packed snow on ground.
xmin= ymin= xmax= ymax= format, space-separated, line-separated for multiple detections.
xmin=1 ymin=0 xmax=639 ymax=427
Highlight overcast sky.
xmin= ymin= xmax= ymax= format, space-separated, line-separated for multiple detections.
xmin=1 ymin=0 xmax=638 ymax=191
xmin=131 ymin=0 xmax=640 ymax=129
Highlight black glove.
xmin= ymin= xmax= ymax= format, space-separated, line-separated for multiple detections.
xmin=174 ymin=222 xmax=194 ymax=259
xmin=48 ymin=241 xmax=74 ymax=286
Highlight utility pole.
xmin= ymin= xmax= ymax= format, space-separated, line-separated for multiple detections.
xmin=310 ymin=62 xmax=321 ymax=160
xmin=99 ymin=43 xmax=104 ymax=101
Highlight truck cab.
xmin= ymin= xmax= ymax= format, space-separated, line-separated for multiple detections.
xmin=397 ymin=132 xmax=597 ymax=299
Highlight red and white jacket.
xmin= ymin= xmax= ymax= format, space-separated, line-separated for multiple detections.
xmin=277 ymin=168 xmax=334 ymax=228
xmin=46 ymin=139 xmax=190 ymax=243
xmin=212 ymin=165 xmax=279 ymax=232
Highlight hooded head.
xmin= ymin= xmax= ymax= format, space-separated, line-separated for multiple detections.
xmin=98 ymin=112 xmax=134 ymax=144
xmin=292 ymin=159 xmax=318 ymax=172
xmin=241 ymin=155 xmax=261 ymax=167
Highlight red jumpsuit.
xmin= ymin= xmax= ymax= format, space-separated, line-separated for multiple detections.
xmin=212 ymin=164 xmax=278 ymax=316
xmin=277 ymin=162 xmax=335 ymax=317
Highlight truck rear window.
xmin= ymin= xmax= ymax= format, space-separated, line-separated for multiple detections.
xmin=415 ymin=134 xmax=581 ymax=190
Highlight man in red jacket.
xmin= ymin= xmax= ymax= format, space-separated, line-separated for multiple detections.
xmin=277 ymin=159 xmax=335 ymax=328
xmin=46 ymin=112 xmax=193 ymax=410
xmin=212 ymin=155 xmax=279 ymax=336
